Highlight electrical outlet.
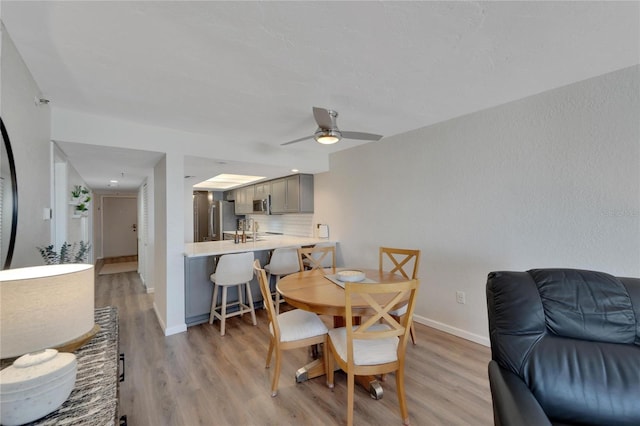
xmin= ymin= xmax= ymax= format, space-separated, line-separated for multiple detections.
xmin=456 ymin=291 xmax=466 ymax=304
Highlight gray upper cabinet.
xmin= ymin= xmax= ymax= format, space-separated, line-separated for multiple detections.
xmin=254 ymin=182 xmax=270 ymax=199
xmin=234 ymin=186 xmax=254 ymax=214
xmin=230 ymin=174 xmax=313 ymax=215
xmin=270 ymin=174 xmax=313 ymax=214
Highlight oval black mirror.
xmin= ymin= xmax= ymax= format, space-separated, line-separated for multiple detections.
xmin=1 ymin=117 xmax=18 ymax=269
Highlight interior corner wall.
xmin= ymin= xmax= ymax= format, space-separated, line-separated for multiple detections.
xmin=153 ymin=156 xmax=168 ymax=330
xmin=153 ymin=153 xmax=186 ymax=336
xmin=0 ymin=23 xmax=52 ymax=267
xmin=314 ymin=65 xmax=640 ymax=345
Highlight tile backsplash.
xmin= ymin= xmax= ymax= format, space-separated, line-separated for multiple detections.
xmin=246 ymin=214 xmax=315 ymax=237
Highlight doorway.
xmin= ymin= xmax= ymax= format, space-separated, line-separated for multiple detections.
xmin=102 ymin=196 xmax=138 ymax=259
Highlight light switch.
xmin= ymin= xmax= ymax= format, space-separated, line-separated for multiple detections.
xmin=43 ymin=208 xmax=52 ymax=220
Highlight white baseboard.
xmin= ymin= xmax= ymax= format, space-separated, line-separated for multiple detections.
xmin=152 ymin=302 xmax=187 ymax=336
xmin=152 ymin=302 xmax=166 ymax=330
xmin=413 ymin=314 xmax=490 ymax=347
xmin=139 ymin=274 xmax=154 ymax=293
xmin=164 ymin=323 xmax=187 ymax=336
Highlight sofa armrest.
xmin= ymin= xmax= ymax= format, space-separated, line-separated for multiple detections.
xmin=488 ymin=360 xmax=551 ymax=426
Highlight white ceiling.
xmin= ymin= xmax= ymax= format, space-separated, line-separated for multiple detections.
xmin=2 ymin=1 xmax=638 ymax=191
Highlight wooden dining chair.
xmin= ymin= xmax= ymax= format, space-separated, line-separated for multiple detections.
xmin=326 ymin=278 xmax=419 ymax=426
xmin=297 ymin=245 xmax=336 ymax=273
xmin=379 ymin=247 xmax=421 ymax=344
xmin=253 ymin=260 xmax=329 ymax=397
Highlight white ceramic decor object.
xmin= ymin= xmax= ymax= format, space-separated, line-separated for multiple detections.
xmin=337 ymin=270 xmax=366 ymax=282
xmin=0 ymin=349 xmax=77 ymax=425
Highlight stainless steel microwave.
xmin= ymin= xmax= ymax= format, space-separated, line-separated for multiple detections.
xmin=252 ymin=196 xmax=271 ymax=214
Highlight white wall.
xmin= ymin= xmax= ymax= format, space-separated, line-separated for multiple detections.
xmin=153 ymin=156 xmax=168 ymax=330
xmin=314 ymin=65 xmax=640 ymax=345
xmin=0 ymin=24 xmax=51 ymax=267
xmin=153 ymin=154 xmax=186 ymax=335
xmin=134 ymin=176 xmax=155 ymax=292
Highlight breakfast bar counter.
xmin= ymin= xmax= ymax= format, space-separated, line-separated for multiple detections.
xmin=184 ymin=235 xmax=333 ymax=258
xmin=184 ymin=236 xmax=336 ymax=326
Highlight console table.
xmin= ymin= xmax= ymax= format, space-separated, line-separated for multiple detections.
xmin=26 ymin=306 xmax=120 ymax=425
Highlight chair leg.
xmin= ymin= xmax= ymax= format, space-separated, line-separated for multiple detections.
xmin=209 ymin=283 xmax=219 ymax=324
xmin=326 ymin=342 xmax=335 ymax=389
xmin=238 ymin=283 xmax=245 ymax=318
xmin=396 ymin=367 xmax=410 ymax=425
xmin=245 ymin=281 xmax=257 ymax=325
xmin=409 ymin=322 xmax=417 ymax=345
xmin=271 ymin=344 xmax=282 ymax=397
xmin=274 ymin=275 xmax=281 ymax=315
xmin=266 ymin=338 xmax=275 ymax=368
xmin=347 ymin=371 xmax=355 ymax=426
xmin=220 ymin=286 xmax=228 ymax=336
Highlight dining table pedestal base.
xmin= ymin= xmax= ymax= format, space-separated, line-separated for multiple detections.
xmin=294 ymin=356 xmax=385 ymax=399
xmin=295 ymin=358 xmax=325 ymax=383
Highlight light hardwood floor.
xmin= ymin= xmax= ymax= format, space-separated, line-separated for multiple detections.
xmin=95 ymin=270 xmax=494 ymax=426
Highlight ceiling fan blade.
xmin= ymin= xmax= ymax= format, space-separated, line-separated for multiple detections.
xmin=280 ymin=135 xmax=314 ymax=146
xmin=341 ymin=131 xmax=383 ymax=141
xmin=312 ymin=107 xmax=334 ymax=129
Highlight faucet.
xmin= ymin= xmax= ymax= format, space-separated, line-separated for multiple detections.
xmin=245 ymin=218 xmax=256 ymax=240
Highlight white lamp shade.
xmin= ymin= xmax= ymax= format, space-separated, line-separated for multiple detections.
xmin=0 ymin=264 xmax=95 ymax=359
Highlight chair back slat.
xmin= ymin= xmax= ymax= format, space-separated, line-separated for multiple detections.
xmin=344 ymin=279 xmax=419 ymax=361
xmin=379 ymin=247 xmax=420 ymax=279
xmin=253 ymin=260 xmax=280 ymax=340
xmin=298 ymin=246 xmax=336 ymax=273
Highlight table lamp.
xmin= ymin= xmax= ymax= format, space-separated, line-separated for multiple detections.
xmin=0 ymin=264 xmax=98 ymax=360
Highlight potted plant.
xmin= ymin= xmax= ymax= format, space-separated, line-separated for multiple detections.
xmin=75 ymin=202 xmax=89 ymax=216
xmin=37 ymin=241 xmax=91 ymax=264
xmin=71 ymin=185 xmax=91 ymax=215
xmin=70 ymin=185 xmax=83 ymax=203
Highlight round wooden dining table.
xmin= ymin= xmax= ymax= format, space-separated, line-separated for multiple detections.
xmin=277 ymin=267 xmax=410 ymax=399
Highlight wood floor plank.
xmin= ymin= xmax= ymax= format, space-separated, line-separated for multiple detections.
xmin=95 ymin=270 xmax=494 ymax=425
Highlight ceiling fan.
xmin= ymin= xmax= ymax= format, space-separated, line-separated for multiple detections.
xmin=281 ymin=107 xmax=383 ymax=146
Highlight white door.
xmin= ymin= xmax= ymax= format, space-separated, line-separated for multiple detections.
xmin=102 ymin=196 xmax=138 ymax=258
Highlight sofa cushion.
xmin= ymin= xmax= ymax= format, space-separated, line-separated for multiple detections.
xmin=525 ymin=335 xmax=640 ymax=426
xmin=529 ymin=269 xmax=637 ymax=344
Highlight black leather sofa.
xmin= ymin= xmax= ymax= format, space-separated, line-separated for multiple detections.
xmin=486 ymin=269 xmax=640 ymax=426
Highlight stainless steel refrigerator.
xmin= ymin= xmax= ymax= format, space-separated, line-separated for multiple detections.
xmin=193 ymin=191 xmax=240 ymax=241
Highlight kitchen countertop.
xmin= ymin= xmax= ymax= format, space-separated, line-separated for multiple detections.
xmin=221 ymin=230 xmax=268 ymax=239
xmin=184 ymin=235 xmax=335 ymax=258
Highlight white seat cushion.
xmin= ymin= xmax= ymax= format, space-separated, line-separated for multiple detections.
xmin=388 ymin=303 xmax=408 ymax=316
xmin=328 ymin=324 xmax=399 ymax=365
xmin=272 ymin=309 xmax=328 ymax=342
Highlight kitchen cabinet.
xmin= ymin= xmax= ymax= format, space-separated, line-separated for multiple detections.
xmin=234 ymin=186 xmax=253 ymax=215
xmin=270 ymin=174 xmax=314 ymax=214
xmin=254 ymin=182 xmax=270 ymax=199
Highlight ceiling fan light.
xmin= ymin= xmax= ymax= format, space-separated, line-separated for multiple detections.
xmin=314 ymin=129 xmax=341 ymax=144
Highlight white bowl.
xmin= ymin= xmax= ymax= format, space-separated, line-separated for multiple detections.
xmin=0 ymin=349 xmax=77 ymax=425
xmin=337 ymin=270 xmax=366 ymax=282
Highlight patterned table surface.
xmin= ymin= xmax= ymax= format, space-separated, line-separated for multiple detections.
xmin=27 ymin=306 xmax=120 ymax=425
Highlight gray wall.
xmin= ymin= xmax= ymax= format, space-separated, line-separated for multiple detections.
xmin=314 ymin=65 xmax=640 ymax=344
xmin=1 ymin=24 xmax=51 ymax=267
xmin=1 ymin=25 xmax=91 ymax=268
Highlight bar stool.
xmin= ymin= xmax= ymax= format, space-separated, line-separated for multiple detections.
xmin=209 ymin=251 xmax=257 ymax=336
xmin=264 ymin=247 xmax=300 ymax=314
